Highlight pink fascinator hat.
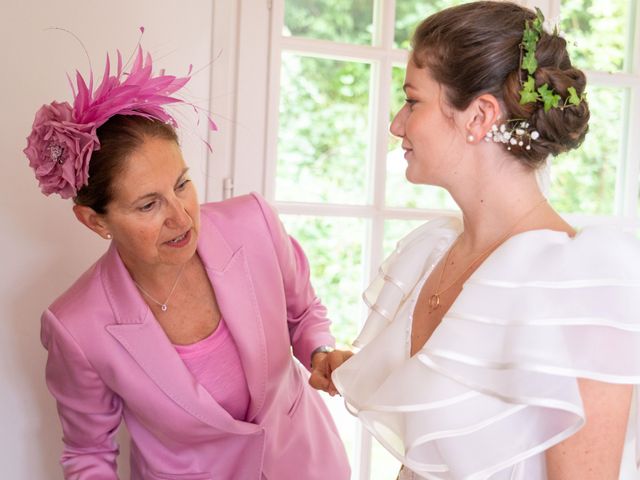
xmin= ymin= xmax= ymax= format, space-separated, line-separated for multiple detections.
xmin=24 ymin=32 xmax=216 ymax=199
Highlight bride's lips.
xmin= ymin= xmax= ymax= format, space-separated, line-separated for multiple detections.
xmin=164 ymin=229 xmax=191 ymax=248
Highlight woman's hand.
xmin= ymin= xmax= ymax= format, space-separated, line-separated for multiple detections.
xmin=309 ymin=349 xmax=353 ymax=396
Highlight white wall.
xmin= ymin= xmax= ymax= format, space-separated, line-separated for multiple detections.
xmin=0 ymin=0 xmax=222 ymax=477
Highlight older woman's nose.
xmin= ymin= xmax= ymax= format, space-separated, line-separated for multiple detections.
xmin=166 ymin=198 xmax=191 ymax=230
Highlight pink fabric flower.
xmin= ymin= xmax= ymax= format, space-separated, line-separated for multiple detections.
xmin=24 ymin=101 xmax=98 ymax=199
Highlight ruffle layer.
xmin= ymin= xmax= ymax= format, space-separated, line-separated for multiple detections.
xmin=355 ymin=217 xmax=461 ymax=348
xmin=333 ymin=219 xmax=640 ymax=479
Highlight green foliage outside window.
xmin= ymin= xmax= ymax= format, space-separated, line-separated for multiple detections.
xmin=560 ymin=0 xmax=631 ymax=72
xmin=284 ymin=0 xmax=374 ymax=44
xmin=278 ymin=54 xmax=371 ymax=204
xmin=550 ymin=86 xmax=626 ymax=214
xmin=280 ymin=215 xmax=365 ymax=348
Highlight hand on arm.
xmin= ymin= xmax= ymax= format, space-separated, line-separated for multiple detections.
xmin=309 ymin=348 xmax=353 ymax=396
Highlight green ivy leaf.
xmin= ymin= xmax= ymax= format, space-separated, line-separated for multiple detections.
xmin=533 ymin=7 xmax=545 ymax=31
xmin=520 ymin=90 xmax=539 ymax=105
xmin=567 ymin=86 xmax=581 ymax=106
xmin=519 ymin=76 xmax=539 ymax=104
xmin=522 ymin=50 xmax=538 ymax=75
xmin=538 ymin=83 xmax=561 ymax=112
xmin=522 ymin=27 xmax=538 ymax=46
xmin=520 ymin=8 xmax=545 ymax=75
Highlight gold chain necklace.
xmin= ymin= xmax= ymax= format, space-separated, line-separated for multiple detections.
xmin=428 ymin=198 xmax=547 ymax=311
xmin=133 ymin=263 xmax=186 ymax=312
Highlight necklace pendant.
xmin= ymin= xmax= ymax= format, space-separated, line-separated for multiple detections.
xmin=428 ymin=294 xmax=440 ymax=310
xmin=161 ymin=304 xmax=168 ymax=312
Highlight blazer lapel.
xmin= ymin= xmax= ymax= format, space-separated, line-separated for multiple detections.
xmin=101 ymin=243 xmax=260 ymax=435
xmin=197 ymin=215 xmax=269 ymax=422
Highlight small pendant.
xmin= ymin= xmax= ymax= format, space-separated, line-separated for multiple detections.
xmin=161 ymin=304 xmax=168 ymax=312
xmin=428 ymin=294 xmax=440 ymax=311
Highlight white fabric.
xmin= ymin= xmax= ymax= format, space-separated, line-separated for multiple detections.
xmin=333 ymin=217 xmax=640 ymax=480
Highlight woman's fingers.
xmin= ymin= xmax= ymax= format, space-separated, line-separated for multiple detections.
xmin=309 ymin=366 xmax=331 ymax=392
xmin=308 ymin=350 xmax=354 ymax=395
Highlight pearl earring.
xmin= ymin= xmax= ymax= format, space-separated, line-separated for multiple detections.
xmin=106 ymin=233 xmax=112 ymax=239
xmin=467 ymin=134 xmax=475 ymax=143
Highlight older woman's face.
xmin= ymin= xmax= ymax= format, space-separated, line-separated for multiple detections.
xmin=101 ymin=136 xmax=200 ymax=276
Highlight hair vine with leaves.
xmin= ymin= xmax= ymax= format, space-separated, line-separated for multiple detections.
xmin=518 ymin=7 xmax=586 ymax=112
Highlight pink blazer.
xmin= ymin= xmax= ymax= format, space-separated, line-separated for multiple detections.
xmin=41 ymin=193 xmax=350 ymax=480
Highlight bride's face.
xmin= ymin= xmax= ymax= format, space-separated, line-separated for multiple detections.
xmin=390 ymin=60 xmax=465 ymax=186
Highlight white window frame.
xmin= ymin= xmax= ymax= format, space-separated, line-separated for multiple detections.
xmin=215 ymin=1 xmax=640 ymax=478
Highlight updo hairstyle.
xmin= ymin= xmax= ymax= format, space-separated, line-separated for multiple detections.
xmin=411 ymin=1 xmax=590 ymax=168
xmin=74 ymin=115 xmax=179 ymax=214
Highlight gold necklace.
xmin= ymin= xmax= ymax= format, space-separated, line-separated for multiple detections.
xmin=427 ymin=198 xmax=547 ymax=311
xmin=133 ymin=263 xmax=186 ymax=312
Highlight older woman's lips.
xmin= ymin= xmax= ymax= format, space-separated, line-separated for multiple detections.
xmin=165 ymin=229 xmax=191 ymax=248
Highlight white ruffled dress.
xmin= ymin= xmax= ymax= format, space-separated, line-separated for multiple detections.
xmin=332 ymin=217 xmax=640 ymax=480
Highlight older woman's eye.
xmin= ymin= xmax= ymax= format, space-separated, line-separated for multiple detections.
xmin=139 ymin=201 xmax=156 ymax=212
xmin=176 ymin=179 xmax=191 ymax=191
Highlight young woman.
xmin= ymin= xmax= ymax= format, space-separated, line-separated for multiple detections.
xmin=316 ymin=2 xmax=640 ymax=479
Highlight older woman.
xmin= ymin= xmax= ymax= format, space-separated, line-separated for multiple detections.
xmin=25 ymin=46 xmax=349 ymax=480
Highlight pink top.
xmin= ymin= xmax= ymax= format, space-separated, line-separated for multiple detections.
xmin=174 ymin=318 xmax=250 ymax=421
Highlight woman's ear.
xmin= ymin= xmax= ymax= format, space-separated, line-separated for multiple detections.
xmin=464 ymin=94 xmax=502 ymax=143
xmin=72 ymin=205 xmax=112 ymax=240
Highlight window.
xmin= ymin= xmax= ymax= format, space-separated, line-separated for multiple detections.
xmin=224 ymin=1 xmax=640 ymax=478
xmin=547 ymin=0 xmax=640 ymax=222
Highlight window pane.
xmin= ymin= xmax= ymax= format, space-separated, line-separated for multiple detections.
xmin=386 ymin=66 xmax=458 ymax=210
xmin=549 ymin=86 xmax=627 ymax=215
xmin=560 ymin=0 xmax=632 ymax=72
xmin=394 ymin=0 xmax=470 ymax=48
xmin=277 ymin=54 xmax=371 ymax=204
xmin=280 ymin=214 xmax=366 ymax=348
xmin=283 ymin=0 xmax=374 ymax=45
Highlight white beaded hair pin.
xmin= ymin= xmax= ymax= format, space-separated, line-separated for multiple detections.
xmin=484 ymin=120 xmax=540 ymax=151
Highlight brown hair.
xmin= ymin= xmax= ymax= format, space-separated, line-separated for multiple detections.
xmin=411 ymin=1 xmax=589 ymax=167
xmin=73 ymin=115 xmax=179 ymax=214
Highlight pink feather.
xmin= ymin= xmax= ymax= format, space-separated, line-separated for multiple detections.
xmin=70 ymin=44 xmax=217 ymax=132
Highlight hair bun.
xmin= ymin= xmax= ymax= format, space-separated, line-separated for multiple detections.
xmin=502 ymin=64 xmax=590 ymax=166
xmin=529 ymin=66 xmax=590 ymax=152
